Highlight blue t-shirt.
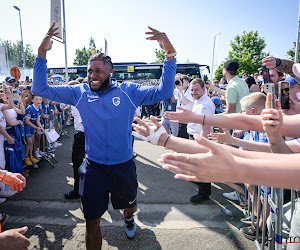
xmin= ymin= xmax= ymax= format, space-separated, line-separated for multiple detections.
xmin=25 ymin=104 xmax=42 ymax=126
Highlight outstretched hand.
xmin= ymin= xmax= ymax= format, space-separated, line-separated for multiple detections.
xmin=165 ymin=107 xmax=197 ymax=124
xmin=38 ymin=22 xmax=59 ymax=58
xmin=146 ymin=27 xmax=175 ymax=54
xmin=2 ymin=172 xmax=26 ymax=193
xmin=159 ymin=134 xmax=239 ymax=183
xmin=132 ymin=116 xmax=167 ymax=145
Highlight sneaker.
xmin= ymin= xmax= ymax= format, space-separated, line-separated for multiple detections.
xmin=25 ymin=157 xmax=32 ymax=166
xmin=53 ymin=141 xmax=62 ymax=148
xmin=190 ymin=194 xmax=209 ymax=204
xmin=223 ymin=191 xmax=239 ymax=201
xmin=0 ymin=185 xmax=15 ymax=198
xmin=30 ymin=156 xmax=39 ymax=163
xmin=32 ymin=163 xmax=39 ymax=169
xmin=0 ymin=212 xmax=9 ymax=227
xmin=0 ymin=198 xmax=6 ymax=204
xmin=240 ymin=225 xmax=268 ymax=242
xmin=123 ymin=210 xmax=136 ymax=239
xmin=241 ymin=215 xmax=257 ymax=225
xmin=35 ymin=150 xmax=42 ymax=158
xmin=39 ymin=150 xmax=46 ymax=156
xmin=48 ymin=146 xmax=55 ymax=152
xmin=64 ymin=190 xmax=80 ymax=199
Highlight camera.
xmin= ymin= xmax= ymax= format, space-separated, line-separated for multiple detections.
xmin=175 ymin=79 xmax=182 ymax=86
xmin=26 ymin=86 xmax=31 ymax=91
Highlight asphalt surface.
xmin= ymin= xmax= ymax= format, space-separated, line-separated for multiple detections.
xmin=1 ymin=122 xmax=256 ymax=250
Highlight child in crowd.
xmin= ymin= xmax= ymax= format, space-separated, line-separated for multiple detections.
xmin=24 ymin=95 xmax=43 ymax=167
xmin=0 ymin=86 xmax=18 ymax=200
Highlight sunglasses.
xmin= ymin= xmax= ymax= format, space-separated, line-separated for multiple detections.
xmin=281 ymin=88 xmax=289 ymax=93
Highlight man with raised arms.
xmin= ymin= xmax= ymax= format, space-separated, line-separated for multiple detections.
xmin=32 ymin=23 xmax=176 ymax=249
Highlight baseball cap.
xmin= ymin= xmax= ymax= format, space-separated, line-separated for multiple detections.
xmin=5 ymin=76 xmax=16 ymax=82
xmin=211 ymin=96 xmax=222 ymax=105
xmin=223 ymin=60 xmax=239 ymax=71
xmin=283 ymin=76 xmax=298 ymax=85
xmin=293 ymin=63 xmax=300 ymax=78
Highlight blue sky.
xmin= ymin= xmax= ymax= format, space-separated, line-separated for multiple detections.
xmin=1 ymin=0 xmax=299 ymax=75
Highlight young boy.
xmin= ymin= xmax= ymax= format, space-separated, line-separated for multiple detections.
xmin=24 ymin=95 xmax=43 ymax=167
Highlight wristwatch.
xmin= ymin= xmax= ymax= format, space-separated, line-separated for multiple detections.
xmin=0 ymin=170 xmax=7 ymax=182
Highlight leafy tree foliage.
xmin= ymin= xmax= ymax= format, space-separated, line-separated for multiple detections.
xmin=214 ymin=31 xmax=268 ymax=80
xmin=155 ymin=49 xmax=165 ymax=63
xmin=287 ymin=42 xmax=300 ymax=62
xmin=73 ymin=38 xmax=102 ymax=66
xmin=0 ymin=40 xmax=35 ymax=68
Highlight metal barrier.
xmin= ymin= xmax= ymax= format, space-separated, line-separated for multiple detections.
xmin=238 ymin=185 xmax=298 ymax=250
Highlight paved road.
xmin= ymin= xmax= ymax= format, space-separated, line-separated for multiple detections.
xmin=2 ymin=123 xmax=255 ymax=249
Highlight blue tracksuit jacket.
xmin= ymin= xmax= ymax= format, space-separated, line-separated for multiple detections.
xmin=32 ymin=57 xmax=176 ymax=165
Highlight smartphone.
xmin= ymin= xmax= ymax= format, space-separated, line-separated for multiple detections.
xmin=26 ymin=86 xmax=31 ymax=91
xmin=279 ymin=81 xmax=290 ymax=110
xmin=203 ymin=75 xmax=208 ymax=84
xmin=12 ymin=89 xmax=18 ymax=99
xmin=262 ymin=66 xmax=270 ymax=84
xmin=263 ymin=83 xmax=276 ymax=108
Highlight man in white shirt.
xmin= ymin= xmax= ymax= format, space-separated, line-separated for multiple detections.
xmin=187 ymin=78 xmax=215 ymax=204
xmin=65 ymin=81 xmax=85 ymax=199
xmin=174 ymin=75 xmax=194 ymax=138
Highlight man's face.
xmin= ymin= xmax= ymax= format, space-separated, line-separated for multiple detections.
xmin=290 ymin=83 xmax=300 ymax=100
xmin=32 ymin=96 xmax=42 ymax=107
xmin=8 ymin=80 xmax=15 ymax=87
xmin=87 ymin=60 xmax=112 ymax=92
xmin=191 ymin=83 xmax=205 ymax=100
xmin=269 ymin=69 xmax=282 ymax=83
xmin=182 ymin=79 xmax=189 ymax=90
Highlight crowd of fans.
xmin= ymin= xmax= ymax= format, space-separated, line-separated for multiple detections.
xmin=0 ymin=76 xmax=73 ymax=205
xmin=132 ymin=56 xmax=300 ymax=248
xmin=2 ymin=54 xmax=300 ymax=248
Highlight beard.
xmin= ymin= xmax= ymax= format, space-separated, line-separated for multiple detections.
xmin=89 ymin=77 xmax=111 ymax=92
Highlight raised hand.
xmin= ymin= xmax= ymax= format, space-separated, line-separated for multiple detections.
xmin=261 ymin=93 xmax=282 ymax=144
xmin=38 ymin=22 xmax=59 ymax=59
xmin=262 ymin=56 xmax=276 ymax=69
xmin=146 ymin=27 xmax=175 ymax=54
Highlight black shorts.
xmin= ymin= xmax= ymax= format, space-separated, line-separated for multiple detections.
xmin=79 ymin=158 xmax=138 ymax=221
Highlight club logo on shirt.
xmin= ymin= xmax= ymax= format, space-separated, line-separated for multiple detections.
xmin=112 ymin=97 xmax=120 ymax=106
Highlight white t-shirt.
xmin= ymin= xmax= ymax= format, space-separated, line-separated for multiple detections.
xmin=71 ymin=106 xmax=84 ymax=132
xmin=187 ymin=94 xmax=215 ymax=135
xmin=174 ymin=86 xmax=194 ymax=111
xmin=5 ymin=108 xmax=18 ymax=122
xmin=0 ymin=104 xmax=6 ymax=128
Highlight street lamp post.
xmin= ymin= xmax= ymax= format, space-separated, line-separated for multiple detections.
xmin=13 ymin=6 xmax=26 ymax=68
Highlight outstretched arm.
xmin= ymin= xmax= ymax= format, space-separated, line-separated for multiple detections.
xmin=134 ymin=27 xmax=176 ymax=106
xmin=33 ymin=23 xmax=79 ymax=105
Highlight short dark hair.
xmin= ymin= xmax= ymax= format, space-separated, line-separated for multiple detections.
xmin=190 ymin=78 xmax=205 ymax=88
xmin=181 ymin=75 xmax=190 ymax=82
xmin=88 ymin=53 xmax=113 ymax=69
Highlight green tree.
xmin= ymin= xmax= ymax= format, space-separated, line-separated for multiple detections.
xmin=214 ymin=63 xmax=224 ymax=81
xmin=155 ymin=49 xmax=165 ymax=63
xmin=73 ymin=37 xmax=102 ymax=66
xmin=214 ymin=31 xmax=268 ymax=79
xmin=287 ymin=42 xmax=300 ymax=62
xmin=0 ymin=40 xmax=36 ymax=68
